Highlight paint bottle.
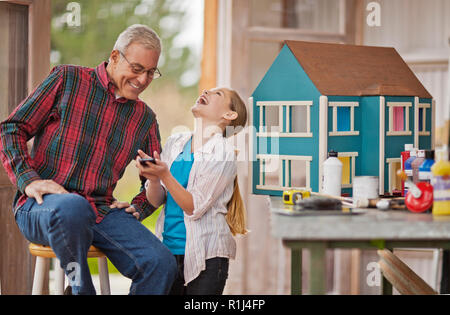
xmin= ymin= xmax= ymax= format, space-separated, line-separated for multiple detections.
xmin=418 ymin=150 xmax=435 ymax=183
xmin=401 ymin=144 xmax=414 ymax=196
xmin=412 ymin=149 xmax=425 ymax=184
xmin=323 ymin=150 xmax=342 ymax=197
xmin=431 ymin=146 xmax=450 ymax=216
xmin=404 ymin=148 xmax=416 ymax=195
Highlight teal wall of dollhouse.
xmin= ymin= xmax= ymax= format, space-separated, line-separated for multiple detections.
xmin=252 ymin=44 xmax=321 ymax=196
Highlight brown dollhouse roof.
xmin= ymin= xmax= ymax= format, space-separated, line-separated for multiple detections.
xmin=285 ymin=40 xmax=432 ymax=98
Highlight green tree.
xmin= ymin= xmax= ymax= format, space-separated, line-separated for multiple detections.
xmin=51 ymin=0 xmax=199 ymax=92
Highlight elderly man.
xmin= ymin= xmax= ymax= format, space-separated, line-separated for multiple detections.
xmin=0 ymin=24 xmax=177 ymax=295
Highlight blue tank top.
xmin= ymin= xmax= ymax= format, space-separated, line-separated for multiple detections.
xmin=162 ymin=137 xmax=194 ymax=255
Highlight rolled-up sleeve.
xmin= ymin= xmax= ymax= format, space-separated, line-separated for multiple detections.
xmin=0 ymin=66 xmax=63 ymax=192
xmin=131 ymin=118 xmax=161 ymax=220
xmin=186 ymin=152 xmax=236 ymax=220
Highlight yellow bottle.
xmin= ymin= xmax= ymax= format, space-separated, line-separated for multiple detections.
xmin=431 ymin=146 xmax=450 ymax=216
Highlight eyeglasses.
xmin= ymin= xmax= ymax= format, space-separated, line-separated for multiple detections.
xmin=118 ymin=50 xmax=162 ymax=79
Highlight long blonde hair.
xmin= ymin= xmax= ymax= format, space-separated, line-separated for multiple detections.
xmin=226 ymin=177 xmax=248 ymax=236
xmin=223 ymin=88 xmax=248 ymax=236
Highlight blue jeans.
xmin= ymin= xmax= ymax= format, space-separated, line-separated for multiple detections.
xmin=15 ymin=193 xmax=177 ymax=295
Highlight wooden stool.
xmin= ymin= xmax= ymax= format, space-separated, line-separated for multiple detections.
xmin=29 ymin=243 xmax=111 ymax=295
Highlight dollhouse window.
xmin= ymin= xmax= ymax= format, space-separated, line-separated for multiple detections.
xmin=290 ymin=106 xmax=308 ymax=133
xmin=386 ymin=158 xmax=402 ymax=194
xmin=263 ymin=105 xmax=281 ymax=133
xmin=418 ymin=103 xmax=431 ymax=136
xmin=337 ymin=152 xmax=358 ymax=188
xmin=418 ymin=107 xmax=423 ymax=131
xmin=257 ymin=101 xmax=312 ymax=137
xmin=387 ymin=102 xmax=412 ymax=136
xmin=258 ymin=155 xmax=280 ymax=188
xmin=256 ymin=154 xmax=312 ymax=191
xmin=328 ymin=102 xmax=359 ymax=136
xmin=393 ymin=107 xmax=405 ymax=131
xmin=337 ymin=107 xmax=351 ymax=131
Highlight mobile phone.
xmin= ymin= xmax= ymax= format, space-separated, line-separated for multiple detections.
xmin=139 ymin=157 xmax=156 ymax=165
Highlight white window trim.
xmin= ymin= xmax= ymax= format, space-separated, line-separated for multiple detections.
xmin=256 ymin=154 xmax=312 ymax=191
xmin=418 ymin=103 xmax=431 ymax=136
xmin=386 ymin=102 xmax=412 ymax=136
xmin=337 ymin=151 xmax=358 ymax=188
xmin=328 ymin=102 xmax=359 ymax=136
xmin=256 ymin=101 xmax=313 ymax=137
xmin=379 ymin=97 xmax=385 ymax=195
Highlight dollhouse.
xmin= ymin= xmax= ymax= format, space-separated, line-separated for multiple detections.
xmin=250 ymin=40 xmax=434 ymax=197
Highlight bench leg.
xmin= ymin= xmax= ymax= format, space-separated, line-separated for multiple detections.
xmin=98 ymin=257 xmax=111 ymax=295
xmin=32 ymin=257 xmax=47 ymax=295
xmin=54 ymin=258 xmax=65 ymax=295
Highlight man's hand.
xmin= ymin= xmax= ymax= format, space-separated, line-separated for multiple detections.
xmin=109 ymin=200 xmax=140 ymax=220
xmin=24 ymin=179 xmax=69 ymax=204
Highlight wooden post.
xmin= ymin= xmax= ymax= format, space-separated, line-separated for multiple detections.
xmin=309 ymin=242 xmax=327 ymax=294
xmin=0 ymin=0 xmax=50 ymax=294
xmin=378 ymin=249 xmax=437 ymax=295
xmin=291 ymin=249 xmax=302 ymax=295
xmin=199 ymin=0 xmax=218 ymax=93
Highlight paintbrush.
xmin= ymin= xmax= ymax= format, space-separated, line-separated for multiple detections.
xmin=309 ymin=191 xmax=405 ymax=210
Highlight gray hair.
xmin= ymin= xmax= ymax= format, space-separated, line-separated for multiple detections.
xmin=113 ymin=24 xmax=162 ymax=53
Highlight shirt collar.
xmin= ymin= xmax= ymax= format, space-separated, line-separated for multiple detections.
xmin=94 ymin=61 xmax=128 ymax=103
xmin=95 ymin=62 xmax=112 ymax=91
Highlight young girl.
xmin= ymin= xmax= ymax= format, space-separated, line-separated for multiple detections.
xmin=136 ymin=87 xmax=248 ymax=295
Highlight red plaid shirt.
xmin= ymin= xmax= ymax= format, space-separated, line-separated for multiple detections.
xmin=0 ymin=62 xmax=161 ymax=223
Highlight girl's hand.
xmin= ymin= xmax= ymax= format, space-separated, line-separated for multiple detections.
xmin=135 ymin=150 xmax=158 ymax=181
xmin=136 ymin=150 xmax=169 ymax=180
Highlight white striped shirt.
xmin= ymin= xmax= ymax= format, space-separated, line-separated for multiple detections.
xmin=147 ymin=132 xmax=237 ymax=285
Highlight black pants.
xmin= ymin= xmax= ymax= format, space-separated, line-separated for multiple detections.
xmin=169 ymin=255 xmax=229 ymax=295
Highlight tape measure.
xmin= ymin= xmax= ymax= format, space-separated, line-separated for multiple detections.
xmin=283 ymin=189 xmax=311 ymax=205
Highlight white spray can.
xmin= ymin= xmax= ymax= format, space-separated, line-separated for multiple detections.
xmin=322 ymin=150 xmax=343 ymax=197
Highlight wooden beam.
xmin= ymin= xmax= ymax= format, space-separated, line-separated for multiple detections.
xmin=350 ymin=249 xmax=361 ymax=294
xmin=0 ymin=0 xmax=51 ymax=295
xmin=199 ymin=0 xmax=218 ymax=93
xmin=344 ymin=0 xmax=357 ymax=44
xmin=353 ymin=0 xmax=365 ymax=45
xmin=281 ymin=0 xmax=298 ymax=28
xmin=28 ymin=0 xmax=51 ymax=91
xmin=378 ymin=249 xmax=437 ymax=295
xmin=247 ymin=26 xmax=348 ymax=43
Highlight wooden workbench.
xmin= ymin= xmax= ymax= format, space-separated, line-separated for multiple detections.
xmin=269 ymin=196 xmax=450 ymax=294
